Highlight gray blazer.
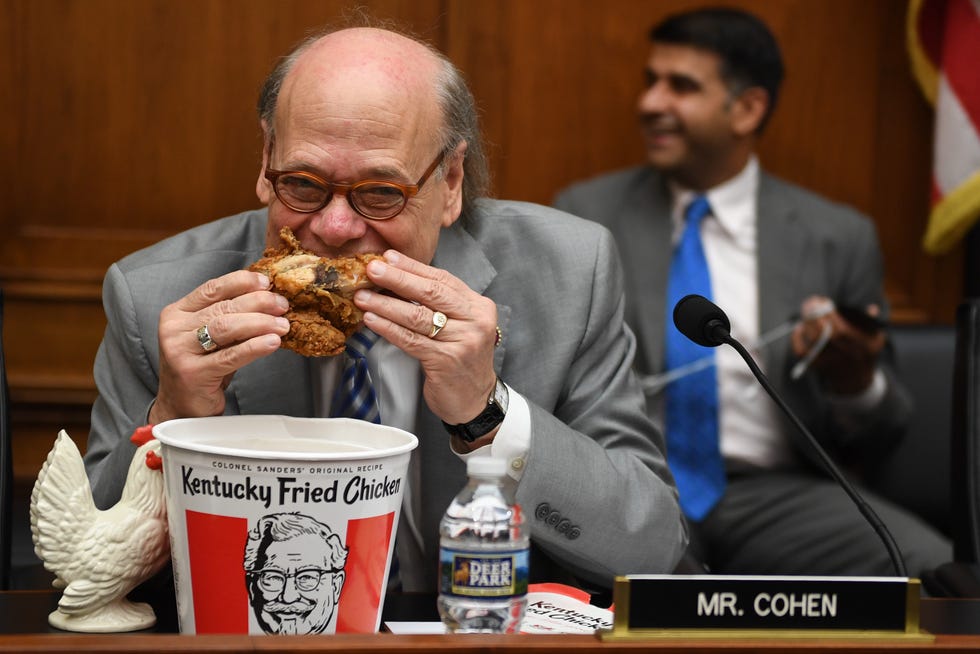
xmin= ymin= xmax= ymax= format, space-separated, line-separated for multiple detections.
xmin=554 ymin=166 xmax=913 ymax=465
xmin=84 ymin=199 xmax=685 ymax=591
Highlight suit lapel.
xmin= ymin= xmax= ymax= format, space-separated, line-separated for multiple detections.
xmin=231 ymin=349 xmax=314 ymax=417
xmin=421 ymin=220 xmax=506 ymax=561
xmin=431 ymin=220 xmax=509 ymax=370
xmin=757 ymin=173 xmax=810 ymax=375
xmin=617 ymin=174 xmax=673 ymax=374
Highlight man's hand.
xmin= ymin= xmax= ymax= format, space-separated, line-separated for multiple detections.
xmin=353 ymin=251 xmax=500 ymax=435
xmin=150 ymin=271 xmax=291 ymax=423
xmin=791 ymin=296 xmax=886 ymax=395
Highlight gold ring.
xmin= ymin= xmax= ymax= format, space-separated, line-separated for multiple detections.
xmin=196 ymin=324 xmax=218 ymax=352
xmin=429 ymin=311 xmax=448 ymax=338
xmin=494 ymin=325 xmax=502 ymax=348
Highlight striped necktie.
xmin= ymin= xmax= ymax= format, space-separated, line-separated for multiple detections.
xmin=329 ymin=328 xmax=401 ymax=587
xmin=664 ymin=195 xmax=726 ymax=521
xmin=330 ymin=329 xmax=381 ymax=423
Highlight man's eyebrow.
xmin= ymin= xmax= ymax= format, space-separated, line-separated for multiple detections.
xmin=644 ymin=67 xmax=703 ymax=87
xmin=279 ymin=159 xmax=409 ymax=182
xmin=659 ymin=71 xmax=703 ymax=91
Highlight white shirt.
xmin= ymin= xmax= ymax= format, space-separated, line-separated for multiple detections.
xmin=313 ymin=337 xmax=532 ymax=590
xmin=312 ymin=339 xmax=531 ymax=476
xmin=668 ymin=158 xmax=794 ymax=467
xmin=668 ymin=157 xmax=884 ymax=468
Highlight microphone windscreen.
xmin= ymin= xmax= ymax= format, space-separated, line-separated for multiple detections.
xmin=673 ymin=294 xmax=731 ymax=347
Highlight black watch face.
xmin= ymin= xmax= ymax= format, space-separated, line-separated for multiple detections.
xmin=456 ymin=426 xmax=479 ymax=443
xmin=467 ymin=404 xmax=505 ymax=438
xmin=443 ymin=380 xmax=507 ymax=442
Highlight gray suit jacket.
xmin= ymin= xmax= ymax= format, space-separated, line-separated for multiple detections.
xmin=554 ymin=166 xmax=912 ymax=466
xmin=84 ymin=199 xmax=685 ymax=591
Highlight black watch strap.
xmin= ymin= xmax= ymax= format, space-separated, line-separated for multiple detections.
xmin=442 ymin=378 xmax=509 ymax=442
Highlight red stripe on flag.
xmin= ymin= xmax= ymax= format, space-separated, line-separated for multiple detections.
xmin=940 ymin=0 xmax=980 ymax=131
xmin=335 ymin=512 xmax=395 ymax=633
xmin=931 ymin=175 xmax=943 ymax=206
xmin=186 ymin=510 xmax=250 ymax=633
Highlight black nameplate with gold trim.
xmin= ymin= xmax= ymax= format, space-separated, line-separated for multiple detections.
xmin=602 ymin=575 xmax=931 ymax=641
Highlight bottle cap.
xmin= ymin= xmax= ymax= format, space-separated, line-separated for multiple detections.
xmin=466 ymin=456 xmax=507 ymax=477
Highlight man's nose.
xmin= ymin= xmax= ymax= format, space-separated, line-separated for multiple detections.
xmin=279 ymin=576 xmax=301 ymax=603
xmin=638 ymin=82 xmax=669 ymax=114
xmin=308 ymin=193 xmax=370 ymax=246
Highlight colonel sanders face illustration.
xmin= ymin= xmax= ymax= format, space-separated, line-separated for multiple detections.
xmin=243 ymin=513 xmax=348 ymax=635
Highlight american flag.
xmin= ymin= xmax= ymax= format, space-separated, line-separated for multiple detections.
xmin=908 ymin=0 xmax=980 ymax=254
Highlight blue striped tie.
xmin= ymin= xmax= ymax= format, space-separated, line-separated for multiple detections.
xmin=330 ymin=329 xmax=399 ymax=586
xmin=665 ymin=195 xmax=725 ymax=521
xmin=330 ymin=329 xmax=381 ymax=423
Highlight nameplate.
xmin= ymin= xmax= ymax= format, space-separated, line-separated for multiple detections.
xmin=601 ymin=575 xmax=931 ymax=641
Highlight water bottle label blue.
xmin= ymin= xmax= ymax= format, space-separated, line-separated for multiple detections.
xmin=439 ymin=547 xmax=530 ymax=598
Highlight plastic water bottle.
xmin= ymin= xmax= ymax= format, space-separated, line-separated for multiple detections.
xmin=438 ymin=456 xmax=529 ymax=633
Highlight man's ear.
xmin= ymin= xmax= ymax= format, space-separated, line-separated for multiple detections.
xmin=441 ymin=141 xmax=467 ymax=227
xmin=730 ymin=87 xmax=770 ymax=137
xmin=256 ymin=121 xmax=273 ymax=204
xmin=332 ymin=571 xmax=345 ymax=601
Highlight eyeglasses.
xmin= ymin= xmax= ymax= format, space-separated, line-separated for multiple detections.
xmin=250 ymin=567 xmax=339 ymax=594
xmin=265 ymin=151 xmax=444 ymax=220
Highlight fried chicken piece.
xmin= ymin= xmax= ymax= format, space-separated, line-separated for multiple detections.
xmin=248 ymin=227 xmax=382 ymax=357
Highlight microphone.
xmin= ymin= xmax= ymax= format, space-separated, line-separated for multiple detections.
xmin=672 ymin=294 xmax=908 ymax=578
xmin=673 ymin=294 xmax=731 ymax=347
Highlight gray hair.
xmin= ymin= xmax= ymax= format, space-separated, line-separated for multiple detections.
xmin=243 ymin=512 xmax=348 ymax=572
xmin=257 ymin=20 xmax=490 ymax=224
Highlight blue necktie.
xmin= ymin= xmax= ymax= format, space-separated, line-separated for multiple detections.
xmin=329 ymin=329 xmax=400 ymax=589
xmin=665 ymin=195 xmax=725 ymax=521
xmin=330 ymin=329 xmax=381 ymax=423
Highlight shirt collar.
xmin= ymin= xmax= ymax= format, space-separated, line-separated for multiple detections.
xmin=669 ymin=156 xmax=759 ymax=241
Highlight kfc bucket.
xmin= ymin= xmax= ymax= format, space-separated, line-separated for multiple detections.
xmin=152 ymin=416 xmax=417 ymax=635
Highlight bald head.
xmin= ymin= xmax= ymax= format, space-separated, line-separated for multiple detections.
xmin=277 ymin=29 xmax=442 ymax=147
xmin=256 ymin=24 xmax=489 ymax=225
xmin=292 ymin=28 xmax=442 ymax=94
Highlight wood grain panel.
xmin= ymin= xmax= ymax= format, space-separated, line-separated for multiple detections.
xmin=0 ymin=0 xmax=964 ymax=485
xmin=446 ymin=0 xmax=961 ymax=323
xmin=1 ymin=0 xmax=445 ymax=484
xmin=0 ymin=0 xmax=445 ymax=292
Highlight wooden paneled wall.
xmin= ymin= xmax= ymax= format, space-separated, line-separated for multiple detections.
xmin=0 ymin=0 xmax=963 ymax=484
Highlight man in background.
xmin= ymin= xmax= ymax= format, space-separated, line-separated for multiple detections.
xmin=554 ymin=6 xmax=950 ymax=578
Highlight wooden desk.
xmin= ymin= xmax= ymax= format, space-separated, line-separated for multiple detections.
xmin=0 ymin=591 xmax=978 ymax=653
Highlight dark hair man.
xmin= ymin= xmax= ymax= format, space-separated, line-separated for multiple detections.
xmin=555 ymin=7 xmax=950 ymax=578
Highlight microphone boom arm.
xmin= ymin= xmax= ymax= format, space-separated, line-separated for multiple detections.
xmin=719 ymin=332 xmax=909 ymax=578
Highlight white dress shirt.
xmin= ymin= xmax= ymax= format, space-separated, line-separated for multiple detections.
xmin=312 ymin=339 xmax=531 ymax=476
xmin=668 ymin=157 xmax=884 ymax=468
xmin=313 ymin=336 xmax=531 ymax=589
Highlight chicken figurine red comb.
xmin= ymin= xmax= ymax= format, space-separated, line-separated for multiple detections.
xmin=129 ymin=425 xmax=162 ymax=470
xmin=130 ymin=424 xmax=156 ymax=446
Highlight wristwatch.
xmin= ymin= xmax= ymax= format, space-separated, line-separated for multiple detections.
xmin=442 ymin=377 xmax=509 ymax=442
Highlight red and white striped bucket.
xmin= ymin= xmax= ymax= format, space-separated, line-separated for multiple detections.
xmin=153 ymin=416 xmax=417 ymax=635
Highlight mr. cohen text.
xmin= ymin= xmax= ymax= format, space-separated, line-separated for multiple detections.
xmin=697 ymin=592 xmax=838 ymax=618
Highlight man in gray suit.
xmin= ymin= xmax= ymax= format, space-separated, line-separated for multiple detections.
xmin=83 ymin=24 xmax=685 ymax=593
xmin=554 ymin=7 xmax=949 ymax=578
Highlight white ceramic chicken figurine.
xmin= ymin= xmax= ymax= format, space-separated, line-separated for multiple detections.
xmin=30 ymin=427 xmax=170 ymax=632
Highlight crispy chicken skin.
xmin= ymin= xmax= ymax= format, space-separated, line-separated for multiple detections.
xmin=248 ymin=227 xmax=381 ymax=357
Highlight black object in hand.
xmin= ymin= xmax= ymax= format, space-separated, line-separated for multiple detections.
xmin=672 ymin=294 xmax=908 ymax=577
xmin=836 ymin=305 xmax=885 ymax=334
